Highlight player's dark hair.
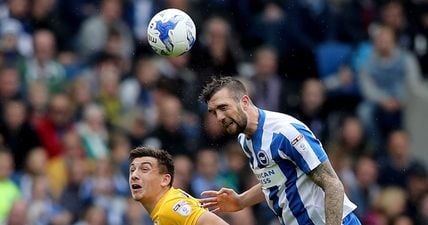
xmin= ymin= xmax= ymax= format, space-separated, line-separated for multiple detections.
xmin=129 ymin=146 xmax=175 ymax=186
xmin=199 ymin=76 xmax=247 ymax=103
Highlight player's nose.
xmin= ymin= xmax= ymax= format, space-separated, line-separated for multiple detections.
xmin=215 ymin=111 xmax=226 ymax=122
xmin=130 ymin=172 xmax=139 ymax=181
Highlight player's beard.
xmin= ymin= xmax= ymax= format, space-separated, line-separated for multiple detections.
xmin=223 ymin=110 xmax=247 ymax=136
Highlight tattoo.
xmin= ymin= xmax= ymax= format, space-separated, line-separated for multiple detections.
xmin=309 ymin=161 xmax=344 ymax=225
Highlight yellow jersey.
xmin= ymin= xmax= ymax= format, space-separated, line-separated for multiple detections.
xmin=151 ymin=187 xmax=206 ymax=225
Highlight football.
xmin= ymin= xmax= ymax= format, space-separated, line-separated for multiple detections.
xmin=147 ymin=8 xmax=196 ymax=57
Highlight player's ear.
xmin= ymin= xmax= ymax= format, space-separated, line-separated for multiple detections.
xmin=160 ymin=173 xmax=172 ymax=187
xmin=240 ymin=95 xmax=251 ymax=110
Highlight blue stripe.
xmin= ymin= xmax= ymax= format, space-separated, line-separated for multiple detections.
xmin=343 ymin=213 xmax=361 ymax=225
xmin=252 ymin=109 xmax=266 ymax=168
xmin=268 ymin=136 xmax=284 ymax=219
xmin=242 ymin=140 xmax=255 ymax=169
xmin=268 ymin=186 xmax=282 ymax=218
xmin=291 ymin=123 xmax=328 ymax=163
xmin=276 ymin=156 xmax=315 ymax=225
xmin=281 ymin=134 xmax=312 ymax=173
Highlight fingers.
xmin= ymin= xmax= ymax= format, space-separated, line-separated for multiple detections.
xmin=210 ymin=207 xmax=220 ymax=213
xmin=199 ymin=197 xmax=217 ymax=204
xmin=218 ymin=187 xmax=234 ymax=194
xmin=201 ymin=188 xmax=234 ymax=198
xmin=201 ymin=191 xmax=219 ymax=197
xmin=201 ymin=201 xmax=218 ymax=209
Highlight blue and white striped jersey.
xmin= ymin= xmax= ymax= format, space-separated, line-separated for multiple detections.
xmin=238 ymin=109 xmax=357 ymax=225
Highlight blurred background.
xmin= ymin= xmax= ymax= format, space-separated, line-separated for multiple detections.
xmin=0 ymin=0 xmax=427 ymax=225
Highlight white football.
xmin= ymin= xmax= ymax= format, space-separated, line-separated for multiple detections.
xmin=147 ymin=8 xmax=196 ymax=57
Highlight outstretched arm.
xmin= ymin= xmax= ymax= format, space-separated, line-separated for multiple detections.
xmin=200 ymin=184 xmax=265 ymax=212
xmin=308 ymin=160 xmax=344 ymax=225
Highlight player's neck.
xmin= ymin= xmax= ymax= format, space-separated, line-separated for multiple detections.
xmin=244 ymin=105 xmax=259 ymax=138
xmin=142 ymin=187 xmax=172 ymax=215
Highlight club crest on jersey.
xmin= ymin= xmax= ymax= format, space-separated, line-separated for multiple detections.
xmin=172 ymin=200 xmax=192 ymax=216
xmin=257 ymin=150 xmax=269 ymax=166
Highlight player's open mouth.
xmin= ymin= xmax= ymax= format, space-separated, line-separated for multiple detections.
xmin=131 ymin=184 xmax=142 ymax=190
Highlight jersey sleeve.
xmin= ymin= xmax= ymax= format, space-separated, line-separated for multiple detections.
xmin=155 ymin=197 xmax=206 ymax=225
xmin=280 ymin=122 xmax=328 ymax=174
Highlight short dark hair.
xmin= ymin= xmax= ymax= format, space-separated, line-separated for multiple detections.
xmin=199 ymin=76 xmax=247 ymax=103
xmin=129 ymin=146 xmax=175 ymax=186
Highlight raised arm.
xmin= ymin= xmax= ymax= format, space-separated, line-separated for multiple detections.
xmin=200 ymin=184 xmax=265 ymax=212
xmin=308 ymin=160 xmax=344 ymax=225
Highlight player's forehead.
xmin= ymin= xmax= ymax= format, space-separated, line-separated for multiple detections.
xmin=207 ymin=88 xmax=235 ymax=108
xmin=130 ymin=157 xmax=159 ymax=168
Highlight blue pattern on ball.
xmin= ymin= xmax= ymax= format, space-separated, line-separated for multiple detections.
xmin=155 ymin=15 xmax=182 ymax=52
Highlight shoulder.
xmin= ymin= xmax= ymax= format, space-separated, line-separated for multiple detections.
xmin=262 ymin=110 xmax=307 ymax=138
xmin=156 ymin=189 xmax=206 ymax=225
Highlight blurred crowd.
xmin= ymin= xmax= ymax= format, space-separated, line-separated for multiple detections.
xmin=0 ymin=0 xmax=427 ymax=225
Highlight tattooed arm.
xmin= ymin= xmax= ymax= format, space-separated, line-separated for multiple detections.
xmin=308 ymin=160 xmax=345 ymax=225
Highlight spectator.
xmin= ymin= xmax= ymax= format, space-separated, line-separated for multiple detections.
xmin=336 ymin=0 xmax=377 ymax=44
xmin=390 ymin=214 xmax=415 ymax=225
xmin=377 ymin=1 xmax=413 ymax=50
xmin=0 ymin=100 xmax=40 ymax=171
xmin=416 ymin=192 xmax=428 ymax=225
xmin=15 ymin=147 xmax=47 ymax=201
xmin=118 ymin=109 xmax=149 ymax=149
xmin=5 ymin=200 xmax=28 ymax=225
xmin=363 ymin=187 xmax=407 ymax=225
xmin=119 ymin=57 xmax=159 ymax=127
xmin=357 ymin=25 xmax=423 ymax=149
xmin=190 ymin=16 xmax=240 ymax=80
xmin=377 ymin=130 xmax=426 ymax=188
xmin=191 ymin=148 xmax=225 ymax=197
xmin=0 ymin=66 xmax=23 ymax=111
xmin=1 ymin=0 xmax=31 ymax=33
xmin=291 ymin=78 xmax=329 ymax=142
xmin=77 ymin=0 xmax=134 ymax=60
xmin=96 ymin=67 xmax=122 ymax=126
xmin=122 ymin=198 xmax=151 ymax=225
xmin=0 ymin=18 xmax=32 ymax=63
xmin=327 ymin=115 xmax=374 ymax=160
xmin=26 ymin=176 xmax=72 ymax=225
xmin=81 ymin=158 xmax=128 ymax=225
xmin=19 ymin=29 xmax=66 ymax=94
xmin=29 ymin=0 xmax=70 ymax=51
xmin=76 ymin=104 xmax=109 ymax=160
xmin=0 ymin=148 xmax=21 ymax=223
xmin=46 ymin=130 xmax=86 ymax=200
xmin=348 ymin=156 xmax=381 ymax=219
xmin=249 ymin=46 xmax=285 ymax=112
xmin=35 ymin=93 xmax=74 ymax=158
xmin=73 ymin=205 xmax=107 ymax=225
xmin=155 ymin=54 xmax=201 ymax=113
xmin=144 ymin=95 xmax=192 ymax=156
xmin=67 ymin=77 xmax=94 ymax=122
xmin=198 ymin=112 xmax=233 ymax=149
xmin=172 ymin=154 xmax=194 ymax=195
xmin=58 ymin=158 xmax=90 ymax=224
xmin=405 ymin=165 xmax=428 ymax=222
xmin=26 ymin=81 xmax=49 ymax=125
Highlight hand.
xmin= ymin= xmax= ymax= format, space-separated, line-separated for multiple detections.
xmin=199 ymin=188 xmax=243 ymax=213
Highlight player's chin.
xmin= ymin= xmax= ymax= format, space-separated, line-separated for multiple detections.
xmin=224 ymin=124 xmax=240 ymax=136
xmin=130 ymin=192 xmax=143 ymax=201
